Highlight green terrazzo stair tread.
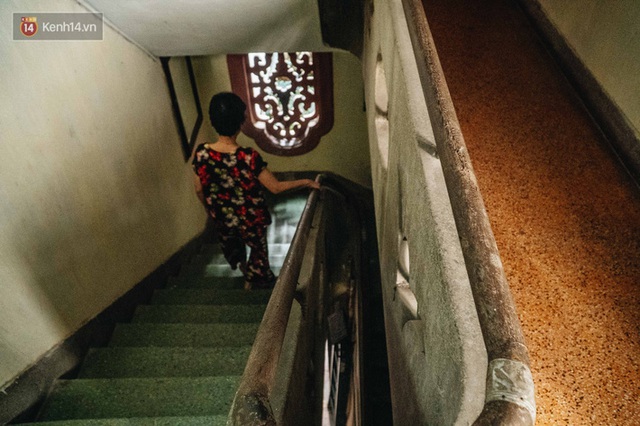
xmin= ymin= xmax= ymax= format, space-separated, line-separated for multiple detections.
xmin=178 ymin=264 xmax=244 ymax=279
xmin=132 ymin=304 xmax=266 ymax=324
xmin=182 ymin=261 xmax=286 ymax=277
xmin=108 ymin=323 xmax=259 ymax=348
xmin=78 ymin=346 xmax=252 ymax=378
xmin=20 ymin=415 xmax=228 ymax=425
xmin=188 ymin=244 xmax=290 ymax=266
xmin=197 ymin=242 xmax=291 ymax=257
xmin=177 ymin=264 xmax=282 ymax=280
xmin=151 ymin=288 xmax=272 ymax=305
xmin=189 ymin=252 xmax=228 ymax=265
xmin=36 ymin=376 xmax=239 ymax=421
xmin=167 ymin=275 xmax=246 ymax=289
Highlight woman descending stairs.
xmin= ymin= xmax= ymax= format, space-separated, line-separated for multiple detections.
xmin=19 ymin=195 xmax=307 ymax=425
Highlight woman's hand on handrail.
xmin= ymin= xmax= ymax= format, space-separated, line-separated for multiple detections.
xmin=258 ymin=168 xmax=320 ymax=194
xmin=307 ymin=179 xmax=321 ymax=190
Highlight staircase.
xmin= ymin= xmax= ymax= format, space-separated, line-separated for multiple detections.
xmin=20 ymin=195 xmax=307 ymax=425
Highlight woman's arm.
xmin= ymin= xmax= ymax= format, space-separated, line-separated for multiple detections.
xmin=258 ymin=168 xmax=320 ymax=194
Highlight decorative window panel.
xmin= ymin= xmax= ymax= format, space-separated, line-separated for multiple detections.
xmin=228 ymin=52 xmax=334 ymax=156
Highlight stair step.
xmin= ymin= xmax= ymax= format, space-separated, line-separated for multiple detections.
xmin=151 ymin=288 xmax=272 ymax=305
xmin=178 ymin=264 xmax=243 ymax=279
xmin=167 ymin=276 xmax=281 ymax=291
xmin=109 ymin=323 xmax=259 ymax=348
xmin=19 ymin=416 xmax=228 ymax=425
xmin=36 ymin=376 xmax=239 ymax=421
xmin=190 ymin=251 xmax=227 ymax=265
xmin=178 ymin=264 xmax=282 ymax=279
xmin=190 ymin=246 xmax=290 ymax=266
xmin=132 ymin=304 xmax=266 ymax=324
xmin=78 ymin=346 xmax=251 ymax=378
xmin=167 ymin=275 xmax=246 ymax=289
xmin=197 ymin=242 xmax=291 ymax=258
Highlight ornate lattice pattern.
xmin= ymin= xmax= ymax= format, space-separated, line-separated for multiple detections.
xmin=228 ymin=52 xmax=333 ymax=156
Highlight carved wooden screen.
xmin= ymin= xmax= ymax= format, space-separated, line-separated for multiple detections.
xmin=228 ymin=52 xmax=334 ymax=156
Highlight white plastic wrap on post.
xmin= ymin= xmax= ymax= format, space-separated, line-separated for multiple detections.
xmin=485 ymin=358 xmax=536 ymax=423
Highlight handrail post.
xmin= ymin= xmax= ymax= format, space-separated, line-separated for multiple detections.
xmin=400 ymin=0 xmax=536 ymax=423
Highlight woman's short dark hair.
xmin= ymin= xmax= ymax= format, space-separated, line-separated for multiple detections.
xmin=209 ymin=92 xmax=247 ymax=136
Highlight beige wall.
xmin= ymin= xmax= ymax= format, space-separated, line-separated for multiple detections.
xmin=537 ymin=0 xmax=640 ymax=138
xmin=191 ymin=52 xmax=371 ymax=188
xmin=0 ymin=0 xmax=205 ymax=390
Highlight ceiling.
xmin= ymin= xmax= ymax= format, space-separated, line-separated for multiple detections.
xmin=81 ymin=0 xmax=329 ymax=57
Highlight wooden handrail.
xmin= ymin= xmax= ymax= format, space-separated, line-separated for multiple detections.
xmin=228 ymin=175 xmax=323 ymax=426
xmin=400 ymin=0 xmax=536 ymax=424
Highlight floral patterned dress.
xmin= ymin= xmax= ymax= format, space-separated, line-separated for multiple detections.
xmin=192 ymin=144 xmax=275 ymax=286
